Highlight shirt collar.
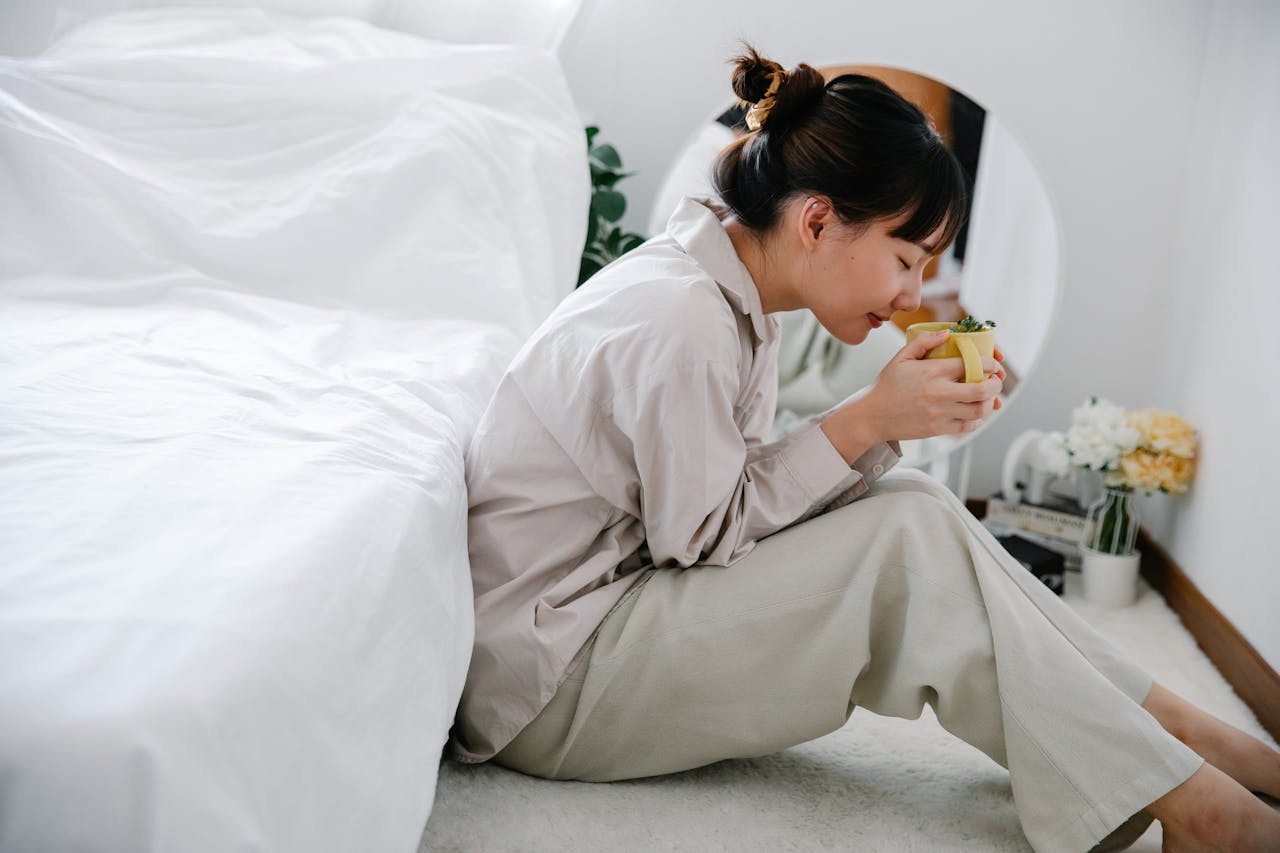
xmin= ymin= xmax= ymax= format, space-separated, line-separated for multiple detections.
xmin=665 ymin=194 xmax=775 ymax=347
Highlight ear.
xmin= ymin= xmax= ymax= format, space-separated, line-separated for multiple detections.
xmin=799 ymin=196 xmax=830 ymax=247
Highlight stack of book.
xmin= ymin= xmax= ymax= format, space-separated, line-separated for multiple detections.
xmin=981 ymin=490 xmax=1094 ymax=572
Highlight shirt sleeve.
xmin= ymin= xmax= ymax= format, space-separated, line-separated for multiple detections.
xmin=800 ymin=438 xmax=903 ymax=520
xmin=793 ymin=400 xmax=904 ymax=505
xmin=598 ymin=359 xmax=877 ymax=569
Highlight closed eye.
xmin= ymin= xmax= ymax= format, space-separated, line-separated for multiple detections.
xmin=899 ymin=257 xmax=911 ymax=271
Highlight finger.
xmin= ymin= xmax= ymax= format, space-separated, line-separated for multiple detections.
xmin=953 ymin=417 xmax=985 ymax=435
xmin=980 ymin=359 xmax=1006 ymax=383
xmin=917 ymin=355 xmax=961 ymax=382
xmin=934 ymin=355 xmax=971 ymax=382
xmin=902 ymin=329 xmax=951 ymax=361
xmin=947 ymin=400 xmax=987 ymax=423
xmin=948 ymin=375 xmax=1003 ymax=403
xmin=994 ymin=344 xmax=1005 ymax=362
xmin=994 ymin=396 xmax=1003 ymax=411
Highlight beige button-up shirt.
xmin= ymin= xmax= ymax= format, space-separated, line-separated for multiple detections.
xmin=449 ymin=195 xmax=902 ymax=763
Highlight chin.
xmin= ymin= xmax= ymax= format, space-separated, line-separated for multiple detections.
xmin=835 ymin=325 xmax=869 ymax=346
xmin=811 ymin=312 xmax=869 ymax=346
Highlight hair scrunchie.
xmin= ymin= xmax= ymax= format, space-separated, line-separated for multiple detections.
xmin=744 ymin=69 xmax=785 ymax=131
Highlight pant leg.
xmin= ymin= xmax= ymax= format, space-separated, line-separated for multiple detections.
xmin=870 ymin=472 xmax=1156 ymax=708
xmin=494 ymin=468 xmax=1203 ymax=853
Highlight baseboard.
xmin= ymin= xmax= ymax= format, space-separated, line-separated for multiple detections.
xmin=966 ymin=498 xmax=1280 ymax=743
xmin=1134 ymin=527 xmax=1280 ymax=741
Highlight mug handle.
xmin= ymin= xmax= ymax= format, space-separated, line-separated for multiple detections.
xmin=953 ymin=336 xmax=985 ymax=383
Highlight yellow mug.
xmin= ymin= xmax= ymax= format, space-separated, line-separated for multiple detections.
xmin=905 ymin=321 xmax=996 ymax=383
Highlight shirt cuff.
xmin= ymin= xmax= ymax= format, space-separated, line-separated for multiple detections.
xmin=778 ymin=420 xmax=864 ymax=507
xmin=852 ymin=439 xmax=903 ymax=482
xmin=814 ymin=440 xmax=900 ymax=513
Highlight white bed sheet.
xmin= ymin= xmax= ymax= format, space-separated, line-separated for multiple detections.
xmin=0 ymin=8 xmax=588 ymax=851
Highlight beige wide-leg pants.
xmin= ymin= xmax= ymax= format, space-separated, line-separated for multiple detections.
xmin=493 ymin=468 xmax=1204 ymax=852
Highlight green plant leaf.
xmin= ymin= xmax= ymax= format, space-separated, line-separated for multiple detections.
xmin=578 ymin=255 xmax=603 ymax=286
xmin=590 ymin=163 xmax=624 ymax=185
xmin=579 ymin=125 xmax=639 ymax=287
xmin=594 ymin=170 xmax=628 ymax=189
xmin=589 ymin=163 xmax=620 ymax=184
xmin=591 ymin=143 xmax=622 ymax=170
xmin=604 ymin=226 xmax=623 ymax=254
xmin=593 ymin=189 xmax=626 ymax=222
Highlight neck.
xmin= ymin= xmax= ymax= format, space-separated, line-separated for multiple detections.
xmin=722 ymin=216 xmax=798 ymax=314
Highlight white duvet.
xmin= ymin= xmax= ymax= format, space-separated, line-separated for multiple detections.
xmin=0 ymin=9 xmax=588 ymax=851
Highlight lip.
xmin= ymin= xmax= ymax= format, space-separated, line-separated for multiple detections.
xmin=866 ymin=313 xmax=884 ymax=328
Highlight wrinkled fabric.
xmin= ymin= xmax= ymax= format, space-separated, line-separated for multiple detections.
xmin=494 ymin=468 xmax=1203 ymax=853
xmin=451 ymin=195 xmax=902 ymax=762
xmin=0 ymin=8 xmax=587 ymax=852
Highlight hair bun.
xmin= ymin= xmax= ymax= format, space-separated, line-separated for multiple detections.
xmin=728 ymin=42 xmax=825 ymax=132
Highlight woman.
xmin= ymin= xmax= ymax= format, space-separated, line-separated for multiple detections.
xmin=448 ymin=45 xmax=1280 ymax=851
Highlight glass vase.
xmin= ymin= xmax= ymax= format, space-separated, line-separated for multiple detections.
xmin=1084 ymin=486 xmax=1139 ymax=555
xmin=1075 ymin=468 xmax=1104 ymax=511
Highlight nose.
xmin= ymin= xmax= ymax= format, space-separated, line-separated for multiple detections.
xmin=892 ymin=272 xmax=923 ymax=314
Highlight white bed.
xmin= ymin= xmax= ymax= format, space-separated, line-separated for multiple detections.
xmin=0 ymin=8 xmax=588 ymax=850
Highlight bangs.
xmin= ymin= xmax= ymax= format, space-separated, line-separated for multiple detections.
xmin=888 ymin=145 xmax=968 ymax=256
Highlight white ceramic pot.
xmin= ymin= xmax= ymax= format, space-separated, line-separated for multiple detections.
xmin=1080 ymin=545 xmax=1142 ymax=608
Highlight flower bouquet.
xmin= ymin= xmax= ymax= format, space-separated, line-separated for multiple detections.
xmin=1039 ymin=397 xmax=1198 ymax=607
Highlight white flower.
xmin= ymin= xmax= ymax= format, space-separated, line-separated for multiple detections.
xmin=1063 ymin=397 xmax=1141 ymax=472
xmin=1036 ymin=431 xmax=1071 ymax=478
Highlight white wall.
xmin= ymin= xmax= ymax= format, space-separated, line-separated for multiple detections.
xmin=559 ymin=0 xmax=1279 ymax=666
xmin=557 ymin=0 xmax=1207 ymax=501
xmin=1149 ymin=0 xmax=1279 ymax=668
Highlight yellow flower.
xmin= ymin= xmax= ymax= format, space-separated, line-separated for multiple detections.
xmin=1118 ymin=449 xmax=1196 ymax=494
xmin=1126 ymin=408 xmax=1197 ymax=458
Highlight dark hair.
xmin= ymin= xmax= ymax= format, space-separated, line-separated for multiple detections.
xmin=712 ymin=43 xmax=968 ymax=254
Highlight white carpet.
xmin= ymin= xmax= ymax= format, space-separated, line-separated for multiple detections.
xmin=420 ymin=572 xmax=1277 ymax=852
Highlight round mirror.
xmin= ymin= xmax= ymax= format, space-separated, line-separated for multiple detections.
xmin=647 ymin=64 xmax=1061 ymax=473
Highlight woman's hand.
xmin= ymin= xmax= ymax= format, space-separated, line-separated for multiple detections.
xmin=820 ymin=329 xmax=1006 ymax=463
xmin=876 ymin=328 xmax=1004 ymax=439
xmin=846 ymin=329 xmax=1005 ymax=443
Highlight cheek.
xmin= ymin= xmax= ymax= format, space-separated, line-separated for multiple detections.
xmin=865 ymin=258 xmax=902 ymax=299
xmin=835 ymin=256 xmax=893 ymax=310
xmin=812 ymin=247 xmax=893 ymax=317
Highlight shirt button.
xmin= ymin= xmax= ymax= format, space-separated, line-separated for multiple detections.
xmin=872 ymin=464 xmax=885 ymax=475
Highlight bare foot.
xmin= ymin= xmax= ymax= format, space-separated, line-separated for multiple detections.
xmin=1141 ymin=683 xmax=1280 ymax=799
xmin=1147 ymin=761 xmax=1280 ymax=852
